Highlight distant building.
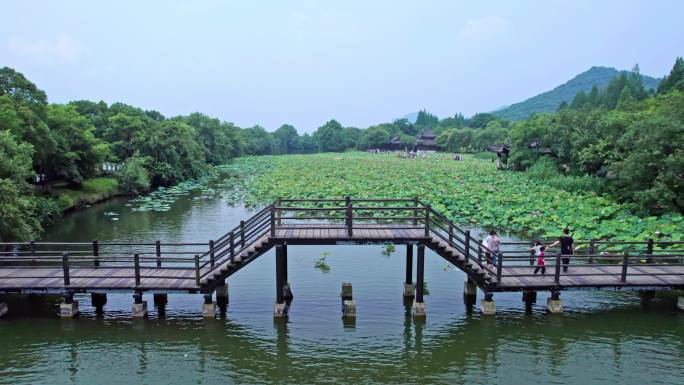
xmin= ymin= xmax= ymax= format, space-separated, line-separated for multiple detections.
xmin=415 ymin=130 xmax=438 ymax=151
xmin=380 ymin=136 xmax=408 ymax=151
xmin=487 ymin=143 xmax=510 ymax=169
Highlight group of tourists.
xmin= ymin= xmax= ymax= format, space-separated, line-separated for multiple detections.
xmin=481 ymin=228 xmax=575 ymax=275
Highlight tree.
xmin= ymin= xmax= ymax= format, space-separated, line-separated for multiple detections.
xmin=0 ymin=130 xmax=39 ymax=240
xmin=314 ymin=120 xmax=348 ymax=152
xmin=239 ymin=125 xmax=275 ymax=156
xmin=393 ymin=118 xmax=416 ymax=135
xmin=183 ymin=112 xmax=240 ymax=163
xmin=359 ymin=126 xmax=389 ymax=149
xmin=273 ymin=124 xmax=300 ymax=154
xmin=468 ymin=113 xmax=497 ymax=129
xmin=414 ymin=110 xmax=439 ymax=131
xmin=45 ymin=104 xmax=109 ymax=185
xmin=571 ymin=90 xmax=589 ymax=109
xmin=117 ymin=155 xmax=150 ymax=194
xmin=657 ymin=57 xmax=684 ymax=94
xmin=0 ymin=67 xmax=48 ymax=117
xmin=133 ymin=120 xmax=205 ymax=186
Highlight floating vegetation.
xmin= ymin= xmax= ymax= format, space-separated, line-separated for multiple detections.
xmin=225 ymin=152 xmax=683 ymax=247
xmin=382 ymin=243 xmax=396 ymax=256
xmin=423 ymin=281 xmax=430 ymax=296
xmin=314 ymin=252 xmax=331 ymax=273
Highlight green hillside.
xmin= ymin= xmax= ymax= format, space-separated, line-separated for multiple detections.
xmin=492 ymin=66 xmax=660 ymax=120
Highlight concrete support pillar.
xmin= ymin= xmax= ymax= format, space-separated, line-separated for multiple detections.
xmin=480 ymin=292 xmax=496 ymax=315
xmin=90 ymin=293 xmax=107 ymax=315
xmin=274 ymin=303 xmax=289 ymax=317
xmin=546 ymin=291 xmax=563 ymax=314
xmin=463 ymin=279 xmax=477 ymax=306
xmin=59 ymin=293 xmax=79 ymax=318
xmin=202 ymin=294 xmax=216 ymax=318
xmin=0 ymin=302 xmax=7 ymax=318
xmin=341 ymin=282 xmax=356 ymax=317
xmin=677 ymin=296 xmax=684 ymax=312
xmin=153 ymin=293 xmax=168 ymax=317
xmin=216 ymin=282 xmax=229 ymax=313
xmin=132 ymin=292 xmax=148 ymax=318
xmin=274 ymin=244 xmax=289 ymax=317
xmin=404 ymin=245 xmax=415 ymax=298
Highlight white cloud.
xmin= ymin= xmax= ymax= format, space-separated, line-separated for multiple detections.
xmin=7 ymin=34 xmax=82 ymax=62
xmin=456 ymin=15 xmax=512 ymax=44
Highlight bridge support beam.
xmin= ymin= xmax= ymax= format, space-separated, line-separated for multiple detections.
xmin=216 ymin=281 xmax=229 ymax=314
xmin=282 ymin=245 xmax=293 ymax=302
xmin=274 ymin=245 xmax=289 ymax=317
xmin=341 ymin=283 xmax=356 ymax=318
xmin=404 ymin=245 xmax=415 ymax=298
xmin=412 ymin=244 xmax=427 ymax=317
xmin=546 ymin=291 xmax=563 ymax=314
xmin=90 ymin=293 xmax=107 ymax=315
xmin=132 ymin=292 xmax=148 ymax=318
xmin=153 ymin=293 xmax=168 ymax=317
xmin=0 ymin=302 xmax=7 ymax=318
xmin=480 ymin=292 xmax=496 ymax=315
xmin=522 ymin=290 xmax=537 ymax=310
xmin=463 ymin=279 xmax=477 ymax=306
xmin=59 ymin=292 xmax=79 ymax=318
xmin=639 ymin=290 xmax=655 ymax=308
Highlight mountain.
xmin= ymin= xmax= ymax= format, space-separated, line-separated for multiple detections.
xmin=400 ymin=112 xmax=419 ymax=123
xmin=492 ymin=66 xmax=661 ymax=121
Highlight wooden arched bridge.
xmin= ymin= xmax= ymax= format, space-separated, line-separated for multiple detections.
xmin=1 ymin=197 xmax=683 ymax=317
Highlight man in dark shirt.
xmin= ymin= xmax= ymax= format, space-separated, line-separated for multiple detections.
xmin=549 ymin=228 xmax=573 ymax=272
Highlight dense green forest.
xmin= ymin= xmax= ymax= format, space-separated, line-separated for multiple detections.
xmin=492 ymin=66 xmax=661 ymax=120
xmin=1 ymin=57 xmax=682 ymax=241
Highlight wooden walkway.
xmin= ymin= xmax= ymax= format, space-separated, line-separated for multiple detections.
xmin=1 ymin=198 xmax=682 ymax=295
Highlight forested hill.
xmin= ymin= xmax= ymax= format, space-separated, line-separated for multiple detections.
xmin=492 ymin=66 xmax=661 ymax=120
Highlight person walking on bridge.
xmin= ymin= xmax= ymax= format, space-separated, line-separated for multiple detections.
xmin=484 ymin=230 xmax=501 ymax=269
xmin=549 ymin=228 xmax=574 ymax=272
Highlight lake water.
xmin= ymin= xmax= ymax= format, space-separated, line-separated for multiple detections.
xmin=1 ymin=187 xmax=683 ymax=385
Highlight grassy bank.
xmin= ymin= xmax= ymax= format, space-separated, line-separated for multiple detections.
xmin=49 ymin=177 xmax=121 ymax=211
xmin=222 ymin=152 xmax=682 ymax=243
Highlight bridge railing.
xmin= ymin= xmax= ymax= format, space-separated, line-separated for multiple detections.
xmin=491 ymin=240 xmax=684 ymax=285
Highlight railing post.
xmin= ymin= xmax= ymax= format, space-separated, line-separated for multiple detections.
xmin=134 ymin=253 xmax=141 ymax=287
xmin=464 ymin=230 xmax=471 ymax=260
xmin=195 ymin=254 xmax=201 ymax=286
xmin=621 ymin=252 xmax=629 ymax=283
xmin=477 ymin=241 xmax=483 ymax=264
xmin=588 ymin=239 xmax=595 ymax=264
xmin=424 ymin=205 xmax=430 ymax=237
xmin=270 ymin=205 xmax=276 ymax=237
xmin=646 ymin=239 xmax=653 ymax=264
xmin=276 ymin=198 xmax=282 ymax=226
xmin=529 ymin=240 xmax=535 ymax=266
xmin=346 ymin=196 xmax=353 ymax=237
xmin=554 ymin=252 xmax=561 ymax=284
xmin=92 ymin=240 xmax=99 ymax=267
xmin=62 ymin=252 xmax=70 ymax=286
xmin=240 ymin=220 xmax=245 ymax=248
xmin=229 ymin=232 xmax=235 ymax=261
xmin=30 ymin=240 xmax=36 ymax=257
xmin=413 ymin=196 xmax=418 ymax=226
xmin=496 ymin=251 xmax=503 ymax=282
xmin=449 ymin=223 xmax=453 ymax=244
xmin=155 ymin=240 xmax=161 ymax=268
xmin=209 ymin=239 xmax=215 ymax=268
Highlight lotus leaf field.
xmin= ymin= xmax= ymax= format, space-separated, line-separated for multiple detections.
xmin=222 ymin=152 xmax=682 ymax=245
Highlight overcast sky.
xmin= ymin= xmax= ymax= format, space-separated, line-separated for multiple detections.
xmin=2 ymin=1 xmax=683 ymax=132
